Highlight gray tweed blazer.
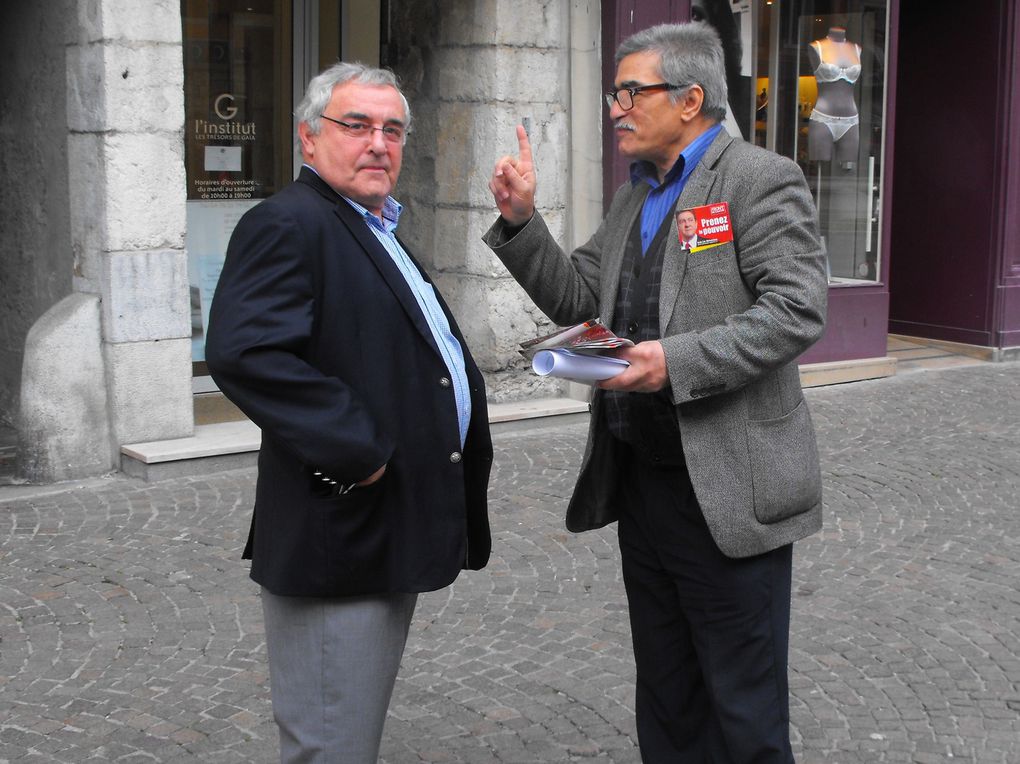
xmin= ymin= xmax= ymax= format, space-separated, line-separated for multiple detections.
xmin=483 ymin=129 xmax=828 ymax=558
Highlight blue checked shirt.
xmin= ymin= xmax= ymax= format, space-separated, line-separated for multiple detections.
xmin=342 ymin=195 xmax=472 ymax=448
xmin=632 ymin=123 xmax=723 ymax=254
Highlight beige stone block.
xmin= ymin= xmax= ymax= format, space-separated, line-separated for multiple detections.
xmin=68 ymin=42 xmax=183 ymax=132
xmin=19 ymin=294 xmax=115 ymax=482
xmin=74 ymin=0 xmax=105 ymax=43
xmin=104 ymin=338 xmax=193 ymax=444
xmin=69 ymin=133 xmax=186 ymax=264
xmin=76 ymin=0 xmax=183 ymax=44
xmin=439 ymin=206 xmax=569 ymax=274
xmin=101 ymin=249 xmax=191 ymax=343
xmin=799 ymin=357 xmax=897 ymax=388
xmin=438 ymin=0 xmax=566 ymax=48
xmin=434 ymin=102 xmax=569 ymax=209
xmin=438 ymin=47 xmax=567 ymax=104
xmin=68 ymin=132 xmax=107 ymax=291
xmin=105 ymin=132 xmax=186 ymax=250
xmin=65 ymin=43 xmax=107 ymax=132
xmin=433 ymin=207 xmax=513 ymax=279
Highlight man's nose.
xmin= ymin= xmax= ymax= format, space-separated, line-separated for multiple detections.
xmin=367 ymin=128 xmax=388 ymax=152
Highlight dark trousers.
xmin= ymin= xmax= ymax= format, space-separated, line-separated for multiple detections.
xmin=618 ymin=447 xmax=795 ymax=763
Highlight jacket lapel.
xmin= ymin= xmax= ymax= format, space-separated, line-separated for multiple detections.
xmin=297 ymin=168 xmax=443 ymax=358
xmin=658 ymin=130 xmax=731 ymax=334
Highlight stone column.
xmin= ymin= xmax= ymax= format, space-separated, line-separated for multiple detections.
xmin=66 ymin=0 xmax=192 ymax=446
xmin=393 ymin=0 xmax=602 ymax=403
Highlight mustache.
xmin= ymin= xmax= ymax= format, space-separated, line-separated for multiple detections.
xmin=614 ymin=121 xmax=636 ymax=132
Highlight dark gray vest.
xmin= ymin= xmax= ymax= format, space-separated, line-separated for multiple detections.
xmin=602 ymin=209 xmax=685 ymax=467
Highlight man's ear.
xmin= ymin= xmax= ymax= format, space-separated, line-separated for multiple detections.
xmin=298 ymin=121 xmax=315 ymax=162
xmin=680 ymin=85 xmax=706 ymax=122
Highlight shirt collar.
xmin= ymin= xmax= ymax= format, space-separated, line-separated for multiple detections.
xmin=629 ymin=123 xmax=724 ymax=189
xmin=343 ymin=194 xmax=403 ymax=234
xmin=302 ymin=163 xmax=402 ymax=233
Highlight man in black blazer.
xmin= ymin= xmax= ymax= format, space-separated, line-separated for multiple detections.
xmin=205 ymin=62 xmax=492 ymax=763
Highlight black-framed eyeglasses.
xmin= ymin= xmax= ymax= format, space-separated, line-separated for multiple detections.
xmin=320 ymin=114 xmax=406 ymax=143
xmin=604 ymin=83 xmax=685 ymax=111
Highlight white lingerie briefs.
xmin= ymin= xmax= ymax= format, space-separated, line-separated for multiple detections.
xmin=809 ymin=109 xmax=859 ymax=141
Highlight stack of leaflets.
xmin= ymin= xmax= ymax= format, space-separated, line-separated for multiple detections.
xmin=519 ymin=319 xmax=632 ymax=382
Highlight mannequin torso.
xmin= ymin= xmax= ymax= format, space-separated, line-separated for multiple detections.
xmin=807 ymin=29 xmax=861 ymax=117
xmin=807 ymin=27 xmax=862 ymax=161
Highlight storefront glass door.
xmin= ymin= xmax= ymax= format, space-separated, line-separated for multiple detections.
xmin=736 ymin=0 xmax=890 ymax=283
xmin=182 ymin=0 xmax=294 ymax=376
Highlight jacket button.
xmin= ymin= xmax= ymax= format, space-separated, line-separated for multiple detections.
xmin=627 ymin=321 xmax=639 ymax=334
xmin=439 ymin=377 xmax=451 ymax=387
xmin=449 ymin=451 xmax=462 ymax=463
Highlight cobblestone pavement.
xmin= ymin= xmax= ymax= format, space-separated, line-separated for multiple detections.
xmin=1 ymin=362 xmax=1018 ymax=763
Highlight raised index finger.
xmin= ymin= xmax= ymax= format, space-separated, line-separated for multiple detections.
xmin=516 ymin=124 xmax=534 ymax=166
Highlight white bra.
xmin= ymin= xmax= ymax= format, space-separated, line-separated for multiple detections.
xmin=811 ymin=41 xmax=861 ymax=84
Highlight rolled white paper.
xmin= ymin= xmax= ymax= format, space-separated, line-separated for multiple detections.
xmin=532 ymin=349 xmax=629 ymax=382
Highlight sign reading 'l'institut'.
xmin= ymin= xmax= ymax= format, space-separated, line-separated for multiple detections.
xmin=188 ymin=92 xmax=261 ymax=201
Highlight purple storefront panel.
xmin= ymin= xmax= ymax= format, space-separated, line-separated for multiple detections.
xmin=995 ymin=0 xmax=1020 ymax=349
xmin=887 ymin=0 xmax=998 ymax=345
xmin=799 ymin=287 xmax=890 ymax=365
xmin=888 ymin=0 xmax=1020 ymax=351
xmin=1001 ymin=286 xmax=1020 ymax=347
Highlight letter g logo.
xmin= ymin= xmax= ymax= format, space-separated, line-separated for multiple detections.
xmin=214 ymin=93 xmax=238 ymax=120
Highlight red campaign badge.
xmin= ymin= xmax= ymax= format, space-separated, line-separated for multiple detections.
xmin=676 ymin=202 xmax=733 ymax=253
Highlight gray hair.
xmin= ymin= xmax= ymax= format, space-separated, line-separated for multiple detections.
xmin=295 ymin=61 xmax=412 ymax=138
xmin=615 ymin=22 xmax=728 ymax=123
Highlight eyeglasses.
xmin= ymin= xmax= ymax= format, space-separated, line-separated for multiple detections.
xmin=604 ymin=83 xmax=686 ymax=111
xmin=320 ymin=114 xmax=406 ymax=143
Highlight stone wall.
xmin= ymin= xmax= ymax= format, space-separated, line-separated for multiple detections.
xmin=0 ymin=3 xmax=75 ymax=428
xmin=10 ymin=1 xmax=194 ymax=482
xmin=389 ymin=0 xmax=602 ymax=403
xmin=66 ymin=0 xmax=193 ymax=446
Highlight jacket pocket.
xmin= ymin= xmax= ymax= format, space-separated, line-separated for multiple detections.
xmin=746 ymin=399 xmax=822 ymax=524
xmin=686 ymin=241 xmax=737 ymax=269
xmin=308 ymin=472 xmax=389 ymax=578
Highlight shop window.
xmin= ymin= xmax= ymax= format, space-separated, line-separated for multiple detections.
xmin=703 ymin=0 xmax=889 ymax=283
xmin=182 ymin=0 xmax=293 ymax=370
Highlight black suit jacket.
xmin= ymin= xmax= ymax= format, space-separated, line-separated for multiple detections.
xmin=205 ymin=168 xmax=492 ymax=597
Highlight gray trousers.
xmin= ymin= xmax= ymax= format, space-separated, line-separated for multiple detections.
xmin=261 ymin=588 xmax=418 ymax=764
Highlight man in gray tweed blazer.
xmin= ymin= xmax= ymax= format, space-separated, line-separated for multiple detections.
xmin=485 ymin=22 xmax=827 ymax=763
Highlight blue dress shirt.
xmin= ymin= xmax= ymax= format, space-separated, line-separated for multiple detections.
xmin=632 ymin=123 xmax=724 ymax=254
xmin=340 ymin=194 xmax=473 ymax=448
